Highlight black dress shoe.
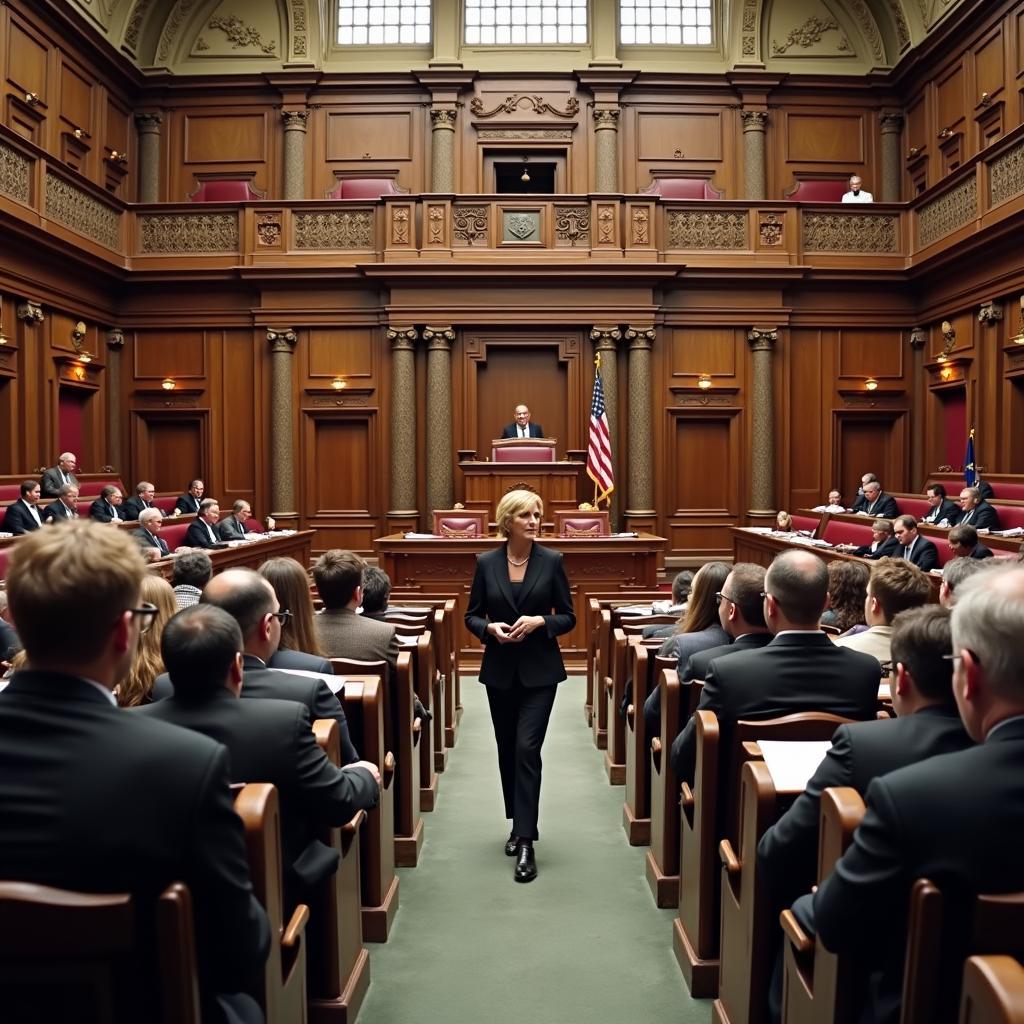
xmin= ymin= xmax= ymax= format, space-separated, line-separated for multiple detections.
xmin=514 ymin=844 xmax=537 ymax=883
xmin=504 ymin=833 xmax=519 ymax=857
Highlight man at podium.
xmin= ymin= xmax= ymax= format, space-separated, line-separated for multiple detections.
xmin=501 ymin=404 xmax=544 ymax=439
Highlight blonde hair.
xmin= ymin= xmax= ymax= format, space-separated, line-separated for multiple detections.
xmin=7 ymin=520 xmax=147 ymax=662
xmin=495 ymin=489 xmax=543 ymax=538
xmin=258 ymin=557 xmax=324 ymax=657
xmin=117 ymin=575 xmax=177 ymax=708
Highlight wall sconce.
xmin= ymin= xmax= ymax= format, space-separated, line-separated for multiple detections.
xmin=0 ymin=327 xmax=7 ymax=345
xmin=1012 ymin=295 xmax=1024 ymax=346
xmin=71 ymin=320 xmax=91 ymax=361
xmin=72 ymin=364 xmax=87 ymax=382
xmin=697 ymin=374 xmax=712 ymax=390
xmin=865 ymin=377 xmax=879 ymax=391
xmin=161 ymin=378 xmax=176 ymax=391
xmin=940 ymin=319 xmax=956 ymax=358
xmin=331 ymin=376 xmax=347 ymax=391
xmin=940 ymin=365 xmax=953 ymax=381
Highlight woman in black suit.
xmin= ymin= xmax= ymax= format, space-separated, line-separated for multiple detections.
xmin=465 ymin=489 xmax=576 ymax=883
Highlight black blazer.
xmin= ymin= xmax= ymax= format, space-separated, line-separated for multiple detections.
xmin=970 ymin=543 xmax=994 ymax=559
xmin=921 ymin=499 xmax=958 ymax=525
xmin=122 ymin=495 xmax=153 ymax=521
xmin=465 ymin=543 xmax=575 ymax=689
xmin=795 ymin=719 xmax=1024 ymax=1024
xmin=42 ymin=499 xmax=77 ymax=524
xmin=862 ymin=493 xmax=899 ymax=519
xmin=670 ymin=631 xmax=881 ymax=784
xmin=185 ymin=518 xmax=222 ymax=548
xmin=133 ymin=526 xmax=169 ymax=557
xmin=175 ymin=492 xmax=202 ymax=515
xmin=901 ymin=535 xmax=939 ymax=571
xmin=268 ymin=648 xmax=334 ymax=676
xmin=757 ymin=706 xmax=971 ymax=915
xmin=1 ymin=500 xmax=41 ymax=534
xmin=0 ymin=671 xmax=269 ymax=1013
xmin=500 ymin=422 xmax=544 ymax=438
xmin=853 ymin=535 xmax=901 ymax=559
xmin=137 ymin=689 xmax=378 ymax=899
xmin=681 ymin=632 xmax=772 ymax=682
xmin=89 ymin=498 xmax=122 ymax=523
xmin=954 ymin=501 xmax=1001 ymax=531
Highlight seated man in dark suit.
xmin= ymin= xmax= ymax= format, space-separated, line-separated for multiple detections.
xmin=359 ymin=565 xmax=424 ymax=620
xmin=138 ymin=604 xmax=380 ymax=911
xmin=0 ymin=520 xmax=268 ymax=1024
xmin=500 ymin=403 xmax=544 ymax=439
xmin=948 ymin=523 xmax=993 ymax=560
xmin=850 ymin=473 xmax=878 ymax=513
xmin=1 ymin=480 xmax=43 ymax=534
xmin=857 ymin=480 xmax=899 ymax=519
xmin=217 ymin=499 xmax=252 ymax=540
xmin=837 ymin=518 xmax=901 ymax=559
xmin=184 ymin=498 xmax=224 ymax=548
xmin=892 ymin=514 xmax=939 ymax=571
xmin=122 ymin=480 xmax=156 ymax=521
xmin=790 ymin=564 xmax=1024 ymax=1024
xmin=41 ymin=483 xmax=79 ymax=523
xmin=39 ymin=451 xmax=78 ymax=498
xmin=88 ymin=484 xmax=124 ymax=523
xmin=174 ymin=477 xmax=205 ymax=515
xmin=133 ymin=507 xmax=169 ymax=561
xmin=954 ymin=485 xmax=1001 ymax=531
xmin=921 ymin=482 xmax=959 ymax=525
xmin=670 ymin=549 xmax=881 ymax=785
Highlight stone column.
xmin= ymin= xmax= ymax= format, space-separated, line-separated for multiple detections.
xmin=424 ymin=325 xmax=456 ymax=519
xmin=589 ymin=325 xmax=621 ymax=529
xmin=267 ymin=328 xmax=299 ymax=520
xmin=429 ymin=109 xmax=457 ymax=192
xmin=625 ymin=326 xmax=656 ymax=522
xmin=593 ymin=109 xmax=620 ymax=193
xmin=880 ymin=113 xmax=904 ymax=203
xmin=746 ymin=327 xmax=778 ymax=518
xmin=741 ymin=110 xmax=768 ymax=201
xmin=135 ymin=113 xmax=162 ymax=203
xmin=105 ymin=328 xmax=125 ymax=473
xmin=909 ymin=326 xmax=927 ymax=489
xmin=281 ymin=111 xmax=309 ymax=201
xmin=388 ymin=326 xmax=419 ymax=524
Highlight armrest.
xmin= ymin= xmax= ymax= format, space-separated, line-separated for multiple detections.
xmin=680 ymin=782 xmax=694 ymax=809
xmin=383 ymin=751 xmax=396 ymax=788
xmin=780 ymin=909 xmax=813 ymax=953
xmin=342 ymin=809 xmax=367 ymax=836
xmin=282 ymin=903 xmax=310 ymax=949
xmin=719 ymin=839 xmax=741 ymax=875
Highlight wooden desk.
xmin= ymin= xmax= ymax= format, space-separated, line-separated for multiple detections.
xmin=458 ymin=460 xmax=584 ymax=520
xmin=373 ymin=532 xmax=666 ymax=664
xmin=149 ymin=530 xmax=314 ymax=580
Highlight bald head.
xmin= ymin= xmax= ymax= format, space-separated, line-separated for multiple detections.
xmin=201 ymin=568 xmax=276 ymax=644
xmin=765 ymin=549 xmax=829 ymax=629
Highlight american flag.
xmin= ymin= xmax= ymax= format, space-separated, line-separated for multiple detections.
xmin=587 ymin=356 xmax=614 ymax=505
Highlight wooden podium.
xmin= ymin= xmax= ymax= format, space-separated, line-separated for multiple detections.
xmin=458 ymin=439 xmax=585 ymax=520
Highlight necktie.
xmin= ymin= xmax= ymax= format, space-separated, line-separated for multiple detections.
xmin=520 ymin=426 xmax=526 ymax=438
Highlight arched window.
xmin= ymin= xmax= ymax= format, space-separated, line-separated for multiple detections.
xmin=619 ymin=0 xmax=713 ymax=45
xmin=464 ymin=0 xmax=588 ymax=46
xmin=337 ymin=0 xmax=431 ymax=45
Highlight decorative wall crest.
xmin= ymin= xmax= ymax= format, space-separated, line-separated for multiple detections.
xmin=294 ymin=210 xmax=373 ymax=249
xmin=759 ymin=214 xmax=783 ymax=246
xmin=470 ymin=94 xmax=579 ymax=120
xmin=772 ymin=16 xmax=848 ymax=55
xmin=803 ymin=212 xmax=898 ymax=252
xmin=206 ymin=14 xmax=276 ymax=53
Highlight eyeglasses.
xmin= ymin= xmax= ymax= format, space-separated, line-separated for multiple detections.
xmin=714 ymin=592 xmax=735 ymax=607
xmin=942 ymin=648 xmax=980 ymax=667
xmin=879 ymin=661 xmax=894 ymax=677
xmin=759 ymin=591 xmax=772 ymax=601
xmin=268 ymin=609 xmax=292 ymax=625
xmin=129 ymin=602 xmax=158 ymax=634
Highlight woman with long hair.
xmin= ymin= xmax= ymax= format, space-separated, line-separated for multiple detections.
xmin=258 ymin=556 xmax=325 ymax=658
xmin=117 ymin=574 xmax=177 ymax=708
xmin=822 ymin=560 xmax=870 ymax=635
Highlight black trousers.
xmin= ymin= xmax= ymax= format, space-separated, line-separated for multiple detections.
xmin=485 ymin=681 xmax=558 ymax=842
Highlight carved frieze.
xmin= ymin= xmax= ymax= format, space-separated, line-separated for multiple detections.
xmin=293 ymin=210 xmax=373 ymax=249
xmin=427 ymin=206 xmax=446 ymax=244
xmin=453 ymin=206 xmax=488 ymax=246
xmin=476 ymin=129 xmax=573 ymax=141
xmin=803 ymin=213 xmax=898 ymax=252
xmin=140 ymin=212 xmax=238 ymax=253
xmin=847 ymin=0 xmax=885 ymax=62
xmin=741 ymin=0 xmax=759 ymax=58
xmin=0 ymin=139 xmax=31 ymax=204
xmin=667 ymin=210 xmax=746 ymax=250
xmin=206 ymin=14 xmax=276 ymax=53
xmin=470 ymin=94 xmax=579 ymax=119
xmin=503 ymin=212 xmax=538 ymax=242
xmin=917 ymin=178 xmax=977 ymax=249
xmin=989 ymin=138 xmax=1024 ymax=207
xmin=554 ymin=207 xmax=590 ymax=247
xmin=290 ymin=0 xmax=307 ymax=57
xmin=772 ymin=16 xmax=847 ymax=55
xmin=886 ymin=0 xmax=910 ymax=48
xmin=45 ymin=173 xmax=120 ymax=251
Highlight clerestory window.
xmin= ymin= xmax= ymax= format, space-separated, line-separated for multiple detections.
xmin=464 ymin=0 xmax=588 ymax=46
xmin=337 ymin=0 xmax=431 ymax=46
xmin=619 ymin=0 xmax=713 ymax=46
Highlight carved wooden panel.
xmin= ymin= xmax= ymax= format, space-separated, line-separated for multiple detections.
xmin=4 ymin=12 xmax=50 ymax=145
xmin=835 ymin=413 xmax=906 ymax=502
xmin=326 ymin=112 xmax=412 ymax=162
xmin=837 ymin=329 xmax=904 ymax=379
xmin=784 ymin=113 xmax=864 ymax=164
xmin=668 ymin=327 xmax=737 ymax=378
xmin=218 ymin=330 xmax=258 ymax=501
xmin=935 ymin=61 xmax=967 ymax=136
xmin=306 ymin=414 xmax=375 ymax=514
xmin=636 ymin=111 xmax=722 ymax=161
xmin=105 ymin=95 xmax=131 ymax=160
xmin=307 ymin=327 xmax=376 ymax=382
xmin=134 ymin=329 xmax=206 ymax=380
xmin=787 ymin=329 xmax=825 ymax=509
xmin=59 ymin=59 xmax=92 ymax=136
xmin=905 ymin=91 xmax=929 ymax=160
xmin=183 ymin=112 xmax=268 ymax=164
xmin=132 ymin=413 xmax=208 ymax=493
xmin=972 ymin=25 xmax=1006 ymax=107
xmin=669 ymin=413 xmax=738 ymax=514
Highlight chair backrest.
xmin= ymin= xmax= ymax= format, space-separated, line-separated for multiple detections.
xmin=958 ymin=956 xmax=1024 ymax=1024
xmin=188 ymin=178 xmax=264 ymax=202
xmin=159 ymin=521 xmax=191 ymax=553
xmin=639 ymin=176 xmax=724 ymax=200
xmin=0 ymin=880 xmax=200 ymax=1024
xmin=432 ymin=508 xmax=487 ymax=538
xmin=554 ymin=509 xmax=611 ymax=538
xmin=76 ymin=479 xmax=128 ymax=500
xmin=785 ymin=178 xmax=848 ymax=202
xmin=491 ymin=438 xmax=556 ymax=462
xmin=821 ymin=518 xmax=874 ymax=547
xmin=325 ymin=177 xmax=407 ymax=200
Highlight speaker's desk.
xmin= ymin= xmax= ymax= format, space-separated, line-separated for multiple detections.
xmin=373 ymin=531 xmax=666 ymax=665
xmin=458 ymin=459 xmax=585 ymax=520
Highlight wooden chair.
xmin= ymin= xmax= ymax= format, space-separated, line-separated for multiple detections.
xmin=412 ymin=631 xmax=440 ymax=813
xmin=234 ymin=783 xmax=309 ymax=1024
xmin=553 ymin=508 xmax=611 ymax=537
xmin=307 ymin=719 xmax=370 ymax=1024
xmin=590 ymin=606 xmax=612 ymax=746
xmin=338 ymin=677 xmax=398 ymax=942
xmin=958 ymin=956 xmax=1024 ymax=1024
xmin=603 ymin=627 xmax=630 ymax=784
xmin=647 ymin=666 xmax=685 ymax=908
xmin=780 ymin=787 xmax=866 ymax=1024
xmin=0 ymin=880 xmax=200 ymax=1024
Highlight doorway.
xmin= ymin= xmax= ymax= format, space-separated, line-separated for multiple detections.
xmin=484 ymin=149 xmax=567 ymax=193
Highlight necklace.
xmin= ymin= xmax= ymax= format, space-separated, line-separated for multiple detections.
xmin=506 ymin=552 xmax=530 ymax=567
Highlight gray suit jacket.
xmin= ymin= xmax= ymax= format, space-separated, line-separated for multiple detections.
xmin=315 ymin=608 xmax=399 ymax=667
xmin=40 ymin=468 xmax=78 ymax=498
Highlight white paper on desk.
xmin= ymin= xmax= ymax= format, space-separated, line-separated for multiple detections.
xmin=742 ymin=527 xmax=775 ymax=535
xmin=404 ymin=532 xmax=439 ymax=539
xmin=612 ymin=532 xmax=639 ymax=538
xmin=757 ymin=740 xmax=832 ymax=792
xmin=616 ymin=605 xmax=655 ymax=616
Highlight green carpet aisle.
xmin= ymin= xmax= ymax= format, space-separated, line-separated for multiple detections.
xmin=358 ymin=676 xmax=712 ymax=1024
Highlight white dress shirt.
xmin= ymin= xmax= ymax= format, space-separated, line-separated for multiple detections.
xmin=842 ymin=190 xmax=874 ymax=203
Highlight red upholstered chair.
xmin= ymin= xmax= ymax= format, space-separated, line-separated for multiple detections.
xmin=990 ymin=482 xmax=1024 ymax=500
xmin=784 ymin=179 xmax=849 ymax=202
xmin=993 ymin=504 xmax=1024 ymax=530
xmin=639 ymin=177 xmax=724 ymax=200
xmin=490 ymin=439 xmax=557 ymax=463
xmin=159 ymin=521 xmax=192 ymax=553
xmin=0 ymin=485 xmax=23 ymax=503
xmin=76 ymin=479 xmax=127 ymax=500
xmin=554 ymin=509 xmax=611 ymax=538
xmin=820 ymin=519 xmax=874 ymax=548
xmin=152 ymin=495 xmax=180 ymax=515
xmin=894 ymin=495 xmax=931 ymax=519
xmin=432 ymin=509 xmax=488 ymax=538
xmin=188 ymin=178 xmax=265 ymax=202
xmin=326 ymin=177 xmax=408 ymax=200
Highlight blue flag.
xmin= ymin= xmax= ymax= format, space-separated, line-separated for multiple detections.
xmin=964 ymin=429 xmax=977 ymax=487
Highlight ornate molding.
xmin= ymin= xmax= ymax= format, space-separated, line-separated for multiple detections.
xmin=978 ymin=301 xmax=1003 ymax=325
xmin=453 ymin=206 xmax=488 ymax=246
xmin=554 ymin=206 xmax=590 ymax=247
xmin=803 ymin=212 xmax=898 ymax=252
xmin=206 ymin=14 xmax=276 ymax=54
xmin=589 ymin=325 xmax=622 ymax=348
xmin=267 ymin=328 xmax=297 ymax=354
xmin=741 ymin=110 xmax=768 ymax=131
xmin=886 ymin=0 xmax=910 ymax=49
xmin=918 ymin=177 xmax=977 ymax=249
xmin=759 ymin=214 xmax=783 ymax=246
xmin=667 ymin=210 xmax=746 ymax=250
xmin=386 ymin=326 xmax=419 ymax=351
xmin=847 ymin=0 xmax=885 ymax=62
xmin=624 ymin=326 xmax=656 ymax=348
xmin=256 ymin=213 xmax=281 ymax=246
xmin=989 ymin=138 xmax=1024 ymax=207
xmin=470 ymin=94 xmax=579 ymax=120
xmin=747 ymin=327 xmax=778 ymax=351
xmin=772 ymin=16 xmax=847 ymax=55
xmin=909 ymin=326 xmax=927 ymax=349
xmin=45 ymin=173 xmax=120 ymax=251
xmin=294 ymin=210 xmax=374 ymax=249
xmin=17 ymin=300 xmax=44 ymax=324
xmin=140 ymin=213 xmax=238 ymax=253
xmin=741 ymin=0 xmax=760 ymax=59
xmin=593 ymin=109 xmax=620 ymax=130
xmin=423 ymin=326 xmax=456 ymax=349
xmin=0 ymin=138 xmax=31 ymax=204
xmin=476 ymin=128 xmax=573 ymax=141
xmin=280 ymin=110 xmax=308 ymax=131
xmin=289 ymin=0 xmax=308 ymax=57
xmin=430 ymin=108 xmax=457 ymax=130
xmin=106 ymin=327 xmax=126 ymax=349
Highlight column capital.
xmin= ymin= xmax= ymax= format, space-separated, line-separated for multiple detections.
xmin=593 ymin=108 xmax=620 ymax=131
xmin=880 ymin=112 xmax=904 ymax=133
xmin=590 ymin=325 xmax=621 ymax=348
xmin=741 ymin=110 xmax=768 ymax=132
xmin=106 ymin=327 xmax=125 ymax=350
xmin=281 ymin=110 xmax=309 ymax=131
xmin=423 ymin=325 xmax=455 ymax=348
xmin=430 ymin=108 xmax=458 ymax=130
xmin=624 ymin=325 xmax=656 ymax=348
xmin=386 ymin=325 xmax=419 ymax=350
xmin=267 ymin=327 xmax=298 ymax=353
xmin=908 ymin=326 xmax=927 ymax=349
xmin=747 ymin=326 xmax=778 ymax=351
xmin=16 ymin=300 xmax=43 ymax=324
xmin=135 ymin=112 xmax=163 ymax=133
xmin=978 ymin=300 xmax=1003 ymax=325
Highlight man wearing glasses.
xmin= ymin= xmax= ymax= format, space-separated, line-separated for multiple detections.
xmin=0 ymin=521 xmax=269 ymax=1024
